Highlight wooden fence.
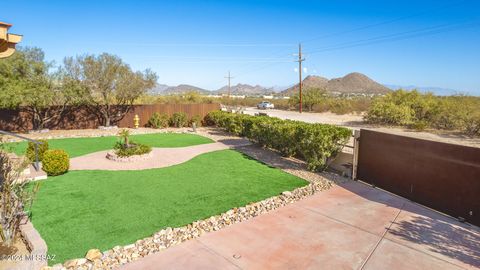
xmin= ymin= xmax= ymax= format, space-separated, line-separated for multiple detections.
xmin=120 ymin=104 xmax=220 ymax=128
xmin=0 ymin=103 xmax=220 ymax=131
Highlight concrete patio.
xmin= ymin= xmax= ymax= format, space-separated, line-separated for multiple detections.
xmin=121 ymin=181 xmax=480 ymax=270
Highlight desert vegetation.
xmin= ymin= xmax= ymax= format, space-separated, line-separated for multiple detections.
xmin=0 ymin=47 xmax=157 ymax=129
xmin=365 ymin=90 xmax=480 ymax=136
xmin=138 ymin=88 xmax=372 ymax=115
xmin=0 ymin=148 xmax=40 ymax=246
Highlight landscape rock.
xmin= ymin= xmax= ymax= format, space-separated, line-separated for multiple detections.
xmin=63 ymin=259 xmax=78 ymax=268
xmin=85 ymin=249 xmax=102 ymax=261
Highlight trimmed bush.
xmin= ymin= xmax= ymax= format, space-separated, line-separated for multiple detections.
xmin=204 ymin=111 xmax=351 ymax=171
xmin=26 ymin=140 xmax=49 ymax=162
xmin=147 ymin=112 xmax=169 ymax=129
xmin=42 ymin=149 xmax=69 ymax=176
xmin=170 ymin=112 xmax=188 ymax=128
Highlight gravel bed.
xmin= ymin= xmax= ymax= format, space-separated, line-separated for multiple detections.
xmin=1 ymin=127 xmax=194 ymax=142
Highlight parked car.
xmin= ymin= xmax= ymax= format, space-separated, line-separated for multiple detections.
xmin=257 ymin=101 xmax=274 ymax=109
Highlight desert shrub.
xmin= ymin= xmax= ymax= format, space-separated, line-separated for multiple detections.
xmin=0 ymin=150 xmax=40 ymax=246
xmin=463 ymin=112 xmax=480 ymax=136
xmin=365 ymin=101 xmax=415 ymax=125
xmin=329 ymin=99 xmax=352 ymax=115
xmin=26 ymin=140 xmax=49 ymax=162
xmin=170 ymin=112 xmax=188 ymax=127
xmin=409 ymin=121 xmax=428 ymax=131
xmin=148 ymin=112 xmax=169 ymax=128
xmin=365 ymin=90 xmax=480 ymax=136
xmin=42 ymin=149 xmax=69 ymax=176
xmin=114 ymin=141 xmax=152 ymax=157
xmin=189 ymin=115 xmax=202 ymax=127
xmin=205 ymin=111 xmax=351 ymax=171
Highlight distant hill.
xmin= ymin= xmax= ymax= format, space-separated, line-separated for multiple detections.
xmin=149 ymin=83 xmax=274 ymax=96
xmin=215 ymin=83 xmax=274 ymax=96
xmin=148 ymin=84 xmax=170 ymax=95
xmin=281 ymin=72 xmax=391 ymax=96
xmin=149 ymin=84 xmax=211 ymax=95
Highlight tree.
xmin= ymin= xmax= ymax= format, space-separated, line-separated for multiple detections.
xmin=0 ymin=47 xmax=82 ymax=130
xmin=289 ymin=87 xmax=327 ymax=111
xmin=63 ymin=53 xmax=157 ymax=126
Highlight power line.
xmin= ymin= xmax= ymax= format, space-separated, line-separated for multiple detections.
xmin=305 ymin=20 xmax=479 ymax=54
xmin=143 ymin=60 xmax=293 ymax=64
xmin=301 ymin=0 xmax=469 ymax=44
xmin=96 ymin=42 xmax=296 ymax=47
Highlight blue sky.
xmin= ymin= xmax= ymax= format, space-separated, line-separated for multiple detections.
xmin=3 ymin=0 xmax=480 ymax=94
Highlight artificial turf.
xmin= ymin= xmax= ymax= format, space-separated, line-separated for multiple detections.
xmin=30 ymin=149 xmax=308 ymax=264
xmin=7 ymin=132 xmax=213 ymax=158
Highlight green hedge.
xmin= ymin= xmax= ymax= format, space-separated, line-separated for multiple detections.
xmin=42 ymin=149 xmax=69 ymax=176
xmin=204 ymin=111 xmax=351 ymax=171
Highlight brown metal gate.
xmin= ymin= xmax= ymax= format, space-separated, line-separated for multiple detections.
xmin=356 ymin=129 xmax=480 ymax=226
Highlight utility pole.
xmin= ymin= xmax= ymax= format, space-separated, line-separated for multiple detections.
xmin=224 ymin=71 xmax=234 ymax=98
xmin=295 ymin=43 xmax=305 ymax=113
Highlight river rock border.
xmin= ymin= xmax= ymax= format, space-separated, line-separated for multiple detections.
xmin=45 ymin=179 xmax=334 ymax=270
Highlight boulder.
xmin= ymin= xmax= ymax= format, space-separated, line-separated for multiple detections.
xmin=85 ymin=249 xmax=102 ymax=261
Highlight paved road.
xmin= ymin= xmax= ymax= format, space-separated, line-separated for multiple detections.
xmin=120 ymin=181 xmax=480 ymax=270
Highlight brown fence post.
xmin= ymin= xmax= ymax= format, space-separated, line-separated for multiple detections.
xmin=352 ymin=129 xmax=360 ymax=180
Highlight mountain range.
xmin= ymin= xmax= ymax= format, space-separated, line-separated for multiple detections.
xmin=280 ymin=72 xmax=391 ymax=96
xmin=149 ymin=83 xmax=274 ymax=96
xmin=150 ymin=72 xmax=461 ymax=96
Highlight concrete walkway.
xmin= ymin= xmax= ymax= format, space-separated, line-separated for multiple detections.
xmin=120 ymin=181 xmax=480 ymax=270
xmin=69 ymin=142 xmax=247 ymax=171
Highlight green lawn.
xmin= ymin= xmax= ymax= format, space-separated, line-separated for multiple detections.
xmin=7 ymin=132 xmax=213 ymax=158
xmin=31 ymin=150 xmax=307 ymax=265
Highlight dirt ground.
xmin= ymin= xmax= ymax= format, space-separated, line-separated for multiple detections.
xmin=0 ymin=237 xmax=30 ymax=270
xmin=245 ymin=108 xmax=480 ymax=148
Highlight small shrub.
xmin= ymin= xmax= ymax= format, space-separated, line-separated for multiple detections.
xmin=148 ymin=113 xmax=169 ymax=129
xmin=170 ymin=112 xmax=188 ymax=127
xmin=189 ymin=115 xmax=202 ymax=127
xmin=114 ymin=142 xmax=152 ymax=157
xmin=409 ymin=121 xmax=428 ymax=131
xmin=26 ymin=140 xmax=49 ymax=162
xmin=42 ymin=149 xmax=69 ymax=176
xmin=113 ymin=130 xmax=152 ymax=157
xmin=0 ymin=150 xmax=40 ymax=246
